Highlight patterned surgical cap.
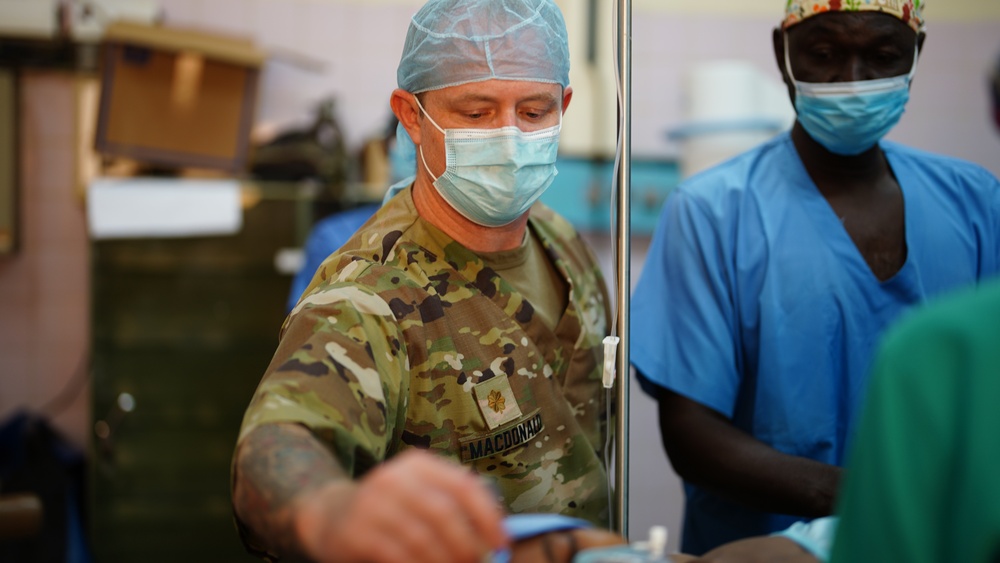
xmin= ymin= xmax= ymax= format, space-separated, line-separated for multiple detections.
xmin=783 ymin=0 xmax=925 ymax=33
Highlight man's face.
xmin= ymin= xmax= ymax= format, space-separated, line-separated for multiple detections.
xmin=778 ymin=12 xmax=920 ymax=98
xmin=420 ymin=79 xmax=565 ymax=132
xmin=415 ymin=79 xmax=570 ymax=178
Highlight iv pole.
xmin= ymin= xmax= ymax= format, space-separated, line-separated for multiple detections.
xmin=613 ymin=0 xmax=631 ymax=539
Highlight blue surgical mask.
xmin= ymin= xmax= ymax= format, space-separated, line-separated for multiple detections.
xmin=414 ymin=96 xmax=561 ymax=227
xmin=785 ymin=37 xmax=919 ymax=156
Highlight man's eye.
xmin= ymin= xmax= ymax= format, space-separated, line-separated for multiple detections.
xmin=872 ymin=49 xmax=904 ymax=65
xmin=522 ymin=109 xmax=550 ymax=120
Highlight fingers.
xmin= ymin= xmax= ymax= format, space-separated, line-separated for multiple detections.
xmin=373 ymin=511 xmax=456 ymax=563
xmin=570 ymin=528 xmax=627 ymax=551
xmin=378 ymin=450 xmax=509 ymax=561
xmin=401 ymin=451 xmax=509 ymax=550
xmin=509 ymin=529 xmax=627 ymax=563
xmin=693 ymin=535 xmax=820 ymax=563
xmin=402 ymin=486 xmax=494 ymax=562
xmin=301 ymin=450 xmax=509 ymax=563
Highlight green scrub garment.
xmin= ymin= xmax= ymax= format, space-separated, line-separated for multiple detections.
xmin=831 ymin=280 xmax=1000 ymax=563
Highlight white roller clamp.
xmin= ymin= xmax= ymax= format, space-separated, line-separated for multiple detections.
xmin=601 ymin=336 xmax=620 ymax=389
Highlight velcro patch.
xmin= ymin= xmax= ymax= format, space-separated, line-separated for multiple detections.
xmin=473 ymin=373 xmax=523 ymax=430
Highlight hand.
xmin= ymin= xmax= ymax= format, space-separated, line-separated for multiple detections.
xmin=510 ymin=527 xmax=626 ymax=563
xmin=294 ymin=449 xmax=509 ymax=563
xmin=687 ymin=536 xmax=819 ymax=563
xmin=655 ymin=389 xmax=840 ymax=517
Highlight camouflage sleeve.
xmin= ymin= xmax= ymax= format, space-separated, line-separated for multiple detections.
xmin=238 ymin=282 xmax=410 ymax=477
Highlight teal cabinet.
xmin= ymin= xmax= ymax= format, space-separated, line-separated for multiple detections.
xmin=540 ymin=156 xmax=680 ymax=234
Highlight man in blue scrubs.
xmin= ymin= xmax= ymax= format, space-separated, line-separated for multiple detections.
xmin=631 ymin=1 xmax=1000 ymax=555
xmin=286 ymin=203 xmax=379 ymax=312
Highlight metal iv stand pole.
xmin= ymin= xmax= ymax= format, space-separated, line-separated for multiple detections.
xmin=613 ymin=0 xmax=632 ymax=539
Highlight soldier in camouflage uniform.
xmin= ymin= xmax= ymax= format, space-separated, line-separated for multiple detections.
xmin=232 ymin=2 xmax=615 ymax=562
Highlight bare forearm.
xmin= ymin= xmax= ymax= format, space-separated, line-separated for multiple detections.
xmin=234 ymin=425 xmax=509 ymax=563
xmin=687 ymin=429 xmax=841 ymax=517
xmin=656 ymin=390 xmax=841 ymax=517
xmin=233 ymin=422 xmax=348 ymax=559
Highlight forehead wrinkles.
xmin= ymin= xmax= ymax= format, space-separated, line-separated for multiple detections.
xmin=447 ymin=93 xmax=558 ymax=106
xmin=424 ymin=83 xmax=562 ymax=108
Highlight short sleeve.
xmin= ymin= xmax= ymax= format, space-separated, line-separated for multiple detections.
xmin=630 ymin=188 xmax=741 ymax=417
xmin=242 ymin=282 xmax=410 ymax=476
xmin=286 ymin=205 xmax=380 ymax=313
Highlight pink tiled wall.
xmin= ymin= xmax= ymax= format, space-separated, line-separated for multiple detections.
xmin=153 ymin=1 xmax=1000 ymax=176
xmin=157 ymin=0 xmax=412 ymax=149
xmin=0 ymin=71 xmax=92 ymax=449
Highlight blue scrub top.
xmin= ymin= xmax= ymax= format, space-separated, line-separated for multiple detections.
xmin=287 ymin=203 xmax=380 ymax=313
xmin=631 ymin=132 xmax=1000 ymax=554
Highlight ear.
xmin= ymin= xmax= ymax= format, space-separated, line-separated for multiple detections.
xmin=390 ymin=89 xmax=422 ymax=146
xmin=907 ymin=33 xmax=927 ymax=91
xmin=561 ymin=86 xmax=574 ymax=115
xmin=993 ymin=78 xmax=1000 ymax=132
xmin=772 ymin=27 xmax=796 ymax=104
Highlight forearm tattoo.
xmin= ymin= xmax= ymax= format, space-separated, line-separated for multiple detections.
xmin=234 ymin=423 xmax=345 ymax=557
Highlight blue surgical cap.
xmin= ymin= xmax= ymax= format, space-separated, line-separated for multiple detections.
xmin=397 ymin=0 xmax=570 ymax=94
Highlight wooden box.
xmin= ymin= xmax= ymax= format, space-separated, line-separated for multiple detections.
xmin=95 ymin=21 xmax=265 ymax=172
